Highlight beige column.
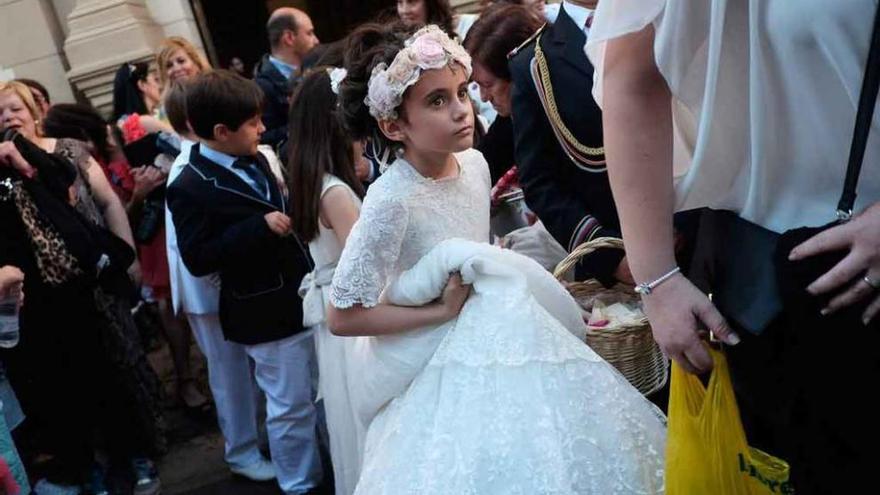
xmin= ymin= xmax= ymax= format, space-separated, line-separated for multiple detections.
xmin=0 ymin=0 xmax=76 ymax=103
xmin=63 ymin=0 xmax=164 ymax=116
xmin=145 ymin=0 xmax=203 ymax=49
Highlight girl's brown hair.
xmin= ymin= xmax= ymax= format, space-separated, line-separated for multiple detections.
xmin=288 ymin=68 xmax=365 ymax=243
xmin=338 ymin=21 xmax=414 ymax=152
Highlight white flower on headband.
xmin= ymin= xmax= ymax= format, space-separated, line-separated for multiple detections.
xmin=328 ymin=67 xmax=347 ymax=95
xmin=365 ymin=25 xmax=472 ymax=121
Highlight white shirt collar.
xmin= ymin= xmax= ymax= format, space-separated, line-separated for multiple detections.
xmin=562 ymin=1 xmax=594 ymax=34
xmin=200 ymin=143 xmax=237 ymax=170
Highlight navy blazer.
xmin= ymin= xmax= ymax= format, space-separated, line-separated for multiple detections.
xmin=509 ymin=6 xmax=624 ymax=285
xmin=167 ymin=144 xmax=312 ymax=345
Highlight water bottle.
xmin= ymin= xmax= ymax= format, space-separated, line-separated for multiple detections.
xmin=0 ymin=295 xmax=20 ymax=349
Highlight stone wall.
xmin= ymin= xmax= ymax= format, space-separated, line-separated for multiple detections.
xmin=0 ymin=0 xmax=202 ymax=114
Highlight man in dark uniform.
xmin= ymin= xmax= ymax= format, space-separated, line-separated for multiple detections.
xmin=508 ymin=0 xmax=628 ymax=285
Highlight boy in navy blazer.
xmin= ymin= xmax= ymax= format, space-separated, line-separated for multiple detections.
xmin=167 ymin=70 xmax=321 ymax=494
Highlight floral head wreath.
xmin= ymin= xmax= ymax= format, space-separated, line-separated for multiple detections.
xmin=365 ymin=25 xmax=472 ymax=121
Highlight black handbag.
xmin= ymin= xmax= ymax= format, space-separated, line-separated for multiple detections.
xmin=687 ymin=5 xmax=880 ymax=335
xmin=123 ymin=133 xmax=167 ymax=244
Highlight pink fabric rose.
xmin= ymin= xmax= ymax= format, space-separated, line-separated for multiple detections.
xmin=412 ymin=36 xmax=446 ymax=68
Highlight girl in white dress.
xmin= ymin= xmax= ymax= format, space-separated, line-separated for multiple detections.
xmin=288 ymin=68 xmax=367 ymax=495
xmin=329 ymin=24 xmax=666 ymax=494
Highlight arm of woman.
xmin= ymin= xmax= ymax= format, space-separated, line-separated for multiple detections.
xmin=138 ymin=115 xmax=174 ymax=136
xmin=83 ymin=155 xmax=136 ymax=248
xmin=602 ymin=26 xmax=738 ymax=374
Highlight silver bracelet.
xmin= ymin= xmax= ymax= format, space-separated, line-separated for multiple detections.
xmin=634 ymin=266 xmax=681 ymax=296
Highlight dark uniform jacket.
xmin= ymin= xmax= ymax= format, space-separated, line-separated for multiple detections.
xmin=509 ymin=5 xmax=624 ymax=284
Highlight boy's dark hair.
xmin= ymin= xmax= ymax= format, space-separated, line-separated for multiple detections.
xmin=186 ymin=70 xmax=265 ymax=140
xmin=287 ymin=68 xmax=365 ymax=243
xmin=463 ymin=4 xmax=543 ymax=81
xmin=338 ymin=21 xmax=413 ymax=151
xmin=164 ymin=80 xmax=190 ymax=135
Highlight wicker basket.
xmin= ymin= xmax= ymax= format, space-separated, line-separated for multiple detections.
xmin=554 ymin=237 xmax=668 ymax=396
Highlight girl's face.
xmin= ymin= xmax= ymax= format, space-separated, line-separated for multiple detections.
xmin=0 ymin=91 xmax=38 ymax=140
xmin=165 ymin=49 xmax=199 ymax=84
xmin=389 ymin=64 xmax=474 ymax=155
xmin=472 ymin=62 xmax=512 ymax=117
xmin=137 ymin=72 xmax=163 ymax=108
xmin=397 ymin=0 xmax=428 ymax=27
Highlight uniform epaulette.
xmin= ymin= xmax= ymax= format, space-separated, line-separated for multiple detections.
xmin=507 ymin=23 xmax=547 ymax=60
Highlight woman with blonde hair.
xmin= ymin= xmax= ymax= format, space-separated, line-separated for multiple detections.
xmin=156 ymin=36 xmax=211 ymax=91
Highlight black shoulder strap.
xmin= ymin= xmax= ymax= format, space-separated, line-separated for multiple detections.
xmin=837 ymin=4 xmax=880 ymax=220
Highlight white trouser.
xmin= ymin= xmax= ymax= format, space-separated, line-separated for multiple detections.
xmin=245 ymin=331 xmax=323 ymax=494
xmin=187 ymin=313 xmax=263 ymax=469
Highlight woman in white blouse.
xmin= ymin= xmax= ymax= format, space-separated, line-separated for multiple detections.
xmin=588 ymin=0 xmax=880 ymax=492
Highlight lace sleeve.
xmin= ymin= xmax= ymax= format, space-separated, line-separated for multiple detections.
xmin=330 ymin=196 xmax=409 ymax=309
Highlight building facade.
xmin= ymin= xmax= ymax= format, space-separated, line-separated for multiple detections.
xmin=0 ymin=0 xmax=480 ymax=115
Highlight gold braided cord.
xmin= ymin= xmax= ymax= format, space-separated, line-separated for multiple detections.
xmin=534 ymin=35 xmax=605 ymax=157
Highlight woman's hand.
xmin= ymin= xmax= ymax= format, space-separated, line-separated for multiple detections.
xmin=439 ymin=273 xmax=471 ymax=319
xmin=131 ymin=166 xmax=166 ymax=202
xmin=0 ymin=142 xmax=35 ymax=178
xmin=354 ymin=154 xmax=371 ymax=182
xmin=614 ymin=256 xmax=635 ymax=285
xmin=789 ymin=202 xmax=880 ymax=323
xmin=127 ymin=260 xmax=143 ymax=288
xmin=0 ymin=266 xmax=24 ymax=300
xmin=641 ymin=273 xmax=739 ymax=374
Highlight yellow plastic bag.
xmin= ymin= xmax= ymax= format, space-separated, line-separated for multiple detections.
xmin=666 ymin=347 xmax=793 ymax=494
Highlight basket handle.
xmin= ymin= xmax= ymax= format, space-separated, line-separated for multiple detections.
xmin=553 ymin=237 xmax=625 ymax=280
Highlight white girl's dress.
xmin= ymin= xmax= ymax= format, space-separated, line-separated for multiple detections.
xmin=331 ymin=150 xmax=666 ymax=494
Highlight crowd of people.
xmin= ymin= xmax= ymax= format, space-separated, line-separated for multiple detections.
xmin=0 ymin=0 xmax=879 ymax=494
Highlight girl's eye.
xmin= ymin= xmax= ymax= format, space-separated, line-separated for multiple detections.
xmin=458 ymin=89 xmax=468 ymax=99
xmin=431 ymin=96 xmax=446 ymax=107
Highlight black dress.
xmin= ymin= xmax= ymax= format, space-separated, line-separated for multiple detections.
xmin=0 ymin=138 xmax=165 ymax=486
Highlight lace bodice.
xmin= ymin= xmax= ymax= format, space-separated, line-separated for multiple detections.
xmin=330 ymin=148 xmax=491 ymax=308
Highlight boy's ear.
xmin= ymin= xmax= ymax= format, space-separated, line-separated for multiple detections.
xmin=377 ymin=119 xmax=406 ymax=144
xmin=213 ymin=123 xmax=228 ymax=142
